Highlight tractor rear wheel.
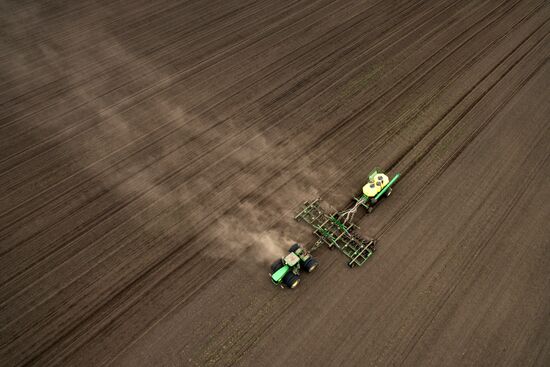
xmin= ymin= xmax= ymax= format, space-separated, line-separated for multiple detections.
xmin=270 ymin=259 xmax=284 ymax=272
xmin=282 ymin=272 xmax=300 ymax=289
xmin=288 ymin=243 xmax=301 ymax=253
xmin=303 ymin=258 xmax=319 ymax=273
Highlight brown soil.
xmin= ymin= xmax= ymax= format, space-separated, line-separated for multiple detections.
xmin=1 ymin=1 xmax=549 ymax=366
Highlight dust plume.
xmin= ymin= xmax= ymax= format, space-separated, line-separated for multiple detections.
xmin=10 ymin=11 xmax=327 ymax=268
xmin=207 ymin=202 xmax=300 ymax=265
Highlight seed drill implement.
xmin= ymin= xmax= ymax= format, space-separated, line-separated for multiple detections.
xmin=270 ymin=168 xmax=400 ymax=288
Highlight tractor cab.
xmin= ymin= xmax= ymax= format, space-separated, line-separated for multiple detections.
xmin=284 ymin=252 xmax=300 ymax=267
xmin=270 ymin=244 xmax=319 ymax=288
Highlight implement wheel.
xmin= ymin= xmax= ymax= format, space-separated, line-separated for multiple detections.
xmin=385 ymin=188 xmax=392 ymax=197
xmin=282 ymin=272 xmax=300 ymax=289
xmin=303 ymin=258 xmax=319 ymax=273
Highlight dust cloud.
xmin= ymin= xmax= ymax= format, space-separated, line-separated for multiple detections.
xmin=212 ymin=202 xmax=294 ymax=264
xmin=6 ymin=5 xmax=329 ymax=267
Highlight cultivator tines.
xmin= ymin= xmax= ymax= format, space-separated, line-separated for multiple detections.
xmin=344 ymin=236 xmax=376 ymax=268
xmin=295 ymin=199 xmax=376 ymax=267
xmin=294 ymin=199 xmax=327 ymax=225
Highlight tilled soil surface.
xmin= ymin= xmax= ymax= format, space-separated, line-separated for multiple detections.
xmin=1 ymin=1 xmax=549 ymax=366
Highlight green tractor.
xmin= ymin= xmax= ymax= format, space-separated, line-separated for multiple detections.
xmin=270 ymin=167 xmax=400 ymax=288
xmin=270 ymin=244 xmax=319 ymax=288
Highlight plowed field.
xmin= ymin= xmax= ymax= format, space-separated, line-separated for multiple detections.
xmin=1 ymin=1 xmax=549 ymax=366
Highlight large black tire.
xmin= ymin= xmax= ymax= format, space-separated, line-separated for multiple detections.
xmin=282 ymin=272 xmax=300 ymax=289
xmin=367 ymin=206 xmax=374 ymax=214
xmin=303 ymin=257 xmax=319 ymax=273
xmin=385 ymin=188 xmax=392 ymax=197
xmin=270 ymin=259 xmax=284 ymax=273
xmin=288 ymin=243 xmax=301 ymax=253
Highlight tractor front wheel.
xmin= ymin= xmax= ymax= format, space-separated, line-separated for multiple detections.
xmin=288 ymin=243 xmax=301 ymax=253
xmin=282 ymin=272 xmax=300 ymax=289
